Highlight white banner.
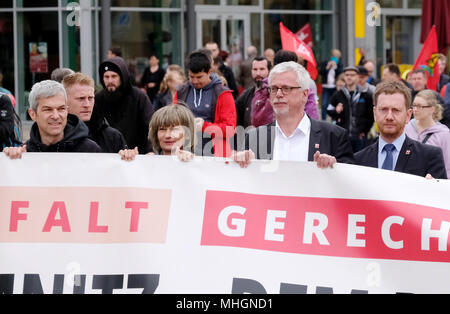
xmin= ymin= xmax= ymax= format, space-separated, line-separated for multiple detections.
xmin=1 ymin=153 xmax=450 ymax=294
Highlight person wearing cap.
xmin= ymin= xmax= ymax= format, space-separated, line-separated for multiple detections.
xmin=92 ymin=56 xmax=153 ymax=154
xmin=327 ymin=66 xmax=374 ymax=153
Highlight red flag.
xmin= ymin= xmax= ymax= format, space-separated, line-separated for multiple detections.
xmin=296 ymin=23 xmax=313 ymax=48
xmin=413 ymin=25 xmax=440 ymax=91
xmin=280 ymin=22 xmax=318 ymax=80
xmin=421 ymin=0 xmax=450 ymax=53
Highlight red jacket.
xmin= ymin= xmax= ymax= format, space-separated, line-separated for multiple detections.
xmin=174 ymin=83 xmax=236 ymax=157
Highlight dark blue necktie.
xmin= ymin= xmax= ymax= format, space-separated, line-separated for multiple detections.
xmin=382 ymin=144 xmax=396 ymax=171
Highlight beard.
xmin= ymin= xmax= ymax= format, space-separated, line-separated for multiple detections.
xmin=254 ymin=78 xmax=264 ymax=88
xmin=104 ymin=87 xmax=123 ymax=103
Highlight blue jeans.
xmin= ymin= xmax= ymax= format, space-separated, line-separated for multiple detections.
xmin=321 ymin=87 xmax=336 ymax=121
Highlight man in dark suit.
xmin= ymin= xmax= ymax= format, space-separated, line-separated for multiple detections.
xmin=233 ymin=61 xmax=354 ymax=168
xmin=355 ymin=81 xmax=447 ymax=179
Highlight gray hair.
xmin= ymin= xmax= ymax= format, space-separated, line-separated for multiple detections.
xmin=29 ymin=80 xmax=67 ymax=112
xmin=268 ymin=61 xmax=310 ymax=91
xmin=51 ymin=68 xmax=75 ymax=83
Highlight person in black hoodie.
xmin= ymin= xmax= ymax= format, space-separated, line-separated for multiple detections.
xmin=2 ymin=80 xmax=101 ymax=159
xmin=0 ymin=92 xmax=19 ymax=149
xmin=92 ymin=57 xmax=153 ymax=154
xmin=62 ymin=72 xmax=126 ymax=153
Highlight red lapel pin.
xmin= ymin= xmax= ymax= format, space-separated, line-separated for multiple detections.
xmin=406 ymin=150 xmax=411 ymax=155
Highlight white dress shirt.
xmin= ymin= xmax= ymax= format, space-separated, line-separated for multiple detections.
xmin=273 ymin=115 xmax=311 ymax=162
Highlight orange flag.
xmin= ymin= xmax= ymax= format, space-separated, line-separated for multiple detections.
xmin=413 ymin=25 xmax=440 ymax=91
xmin=280 ymin=22 xmax=318 ymax=80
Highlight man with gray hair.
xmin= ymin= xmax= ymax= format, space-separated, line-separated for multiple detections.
xmin=51 ymin=68 xmax=75 ymax=83
xmin=234 ymin=61 xmax=354 ymax=168
xmin=2 ymin=80 xmax=101 ymax=159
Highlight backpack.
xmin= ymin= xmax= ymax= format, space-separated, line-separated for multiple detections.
xmin=0 ymin=93 xmax=22 ymax=149
xmin=11 ymin=109 xmax=22 ymax=146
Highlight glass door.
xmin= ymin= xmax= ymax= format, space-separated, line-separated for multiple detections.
xmin=380 ymin=16 xmax=422 ymax=65
xmin=197 ymin=12 xmax=250 ymax=72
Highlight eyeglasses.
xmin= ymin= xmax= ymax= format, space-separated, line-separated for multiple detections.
xmin=268 ymin=86 xmax=302 ymax=95
xmin=412 ymin=104 xmax=432 ymax=110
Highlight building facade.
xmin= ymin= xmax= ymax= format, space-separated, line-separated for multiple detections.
xmin=0 ymin=0 xmax=428 ymax=120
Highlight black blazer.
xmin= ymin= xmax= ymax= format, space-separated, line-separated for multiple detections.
xmin=355 ymin=136 xmax=448 ymax=179
xmin=244 ymin=118 xmax=355 ymax=164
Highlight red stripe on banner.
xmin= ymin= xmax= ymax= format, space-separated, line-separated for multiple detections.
xmin=201 ymin=191 xmax=450 ymax=263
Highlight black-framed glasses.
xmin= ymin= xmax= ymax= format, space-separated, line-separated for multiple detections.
xmin=268 ymin=86 xmax=302 ymax=95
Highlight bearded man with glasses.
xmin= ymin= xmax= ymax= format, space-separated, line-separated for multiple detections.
xmin=233 ymin=61 xmax=354 ymax=169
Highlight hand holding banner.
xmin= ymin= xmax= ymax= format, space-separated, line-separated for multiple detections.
xmin=1 ymin=154 xmax=450 ymax=294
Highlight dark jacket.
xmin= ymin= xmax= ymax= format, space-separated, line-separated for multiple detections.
xmin=327 ymin=86 xmax=374 ymax=136
xmin=93 ymin=57 xmax=154 ymax=154
xmin=219 ymin=63 xmax=239 ymax=100
xmin=443 ymin=83 xmax=450 ymax=129
xmin=367 ymin=76 xmax=380 ymax=86
xmin=153 ymin=89 xmax=173 ymax=112
xmin=319 ymin=60 xmax=344 ymax=86
xmin=355 ymin=136 xmax=447 ymax=179
xmin=141 ymin=66 xmax=166 ymax=103
xmin=88 ymin=118 xmax=127 ymax=153
xmin=0 ymin=93 xmax=17 ymax=149
xmin=438 ymin=73 xmax=450 ymax=93
xmin=26 ymin=114 xmax=101 ymax=153
xmin=244 ymin=119 xmax=355 ymax=164
xmin=236 ymin=86 xmax=256 ymax=129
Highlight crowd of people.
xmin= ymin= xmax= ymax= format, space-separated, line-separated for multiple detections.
xmin=1 ymin=43 xmax=450 ymax=180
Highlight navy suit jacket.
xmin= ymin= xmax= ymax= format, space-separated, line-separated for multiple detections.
xmin=355 ymin=136 xmax=447 ymax=179
xmin=244 ymin=118 xmax=355 ymax=164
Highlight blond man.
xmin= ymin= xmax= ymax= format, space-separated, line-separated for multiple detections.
xmin=63 ymin=73 xmax=127 ymax=153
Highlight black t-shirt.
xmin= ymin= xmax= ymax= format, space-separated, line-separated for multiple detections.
xmin=141 ymin=67 xmax=166 ymax=103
